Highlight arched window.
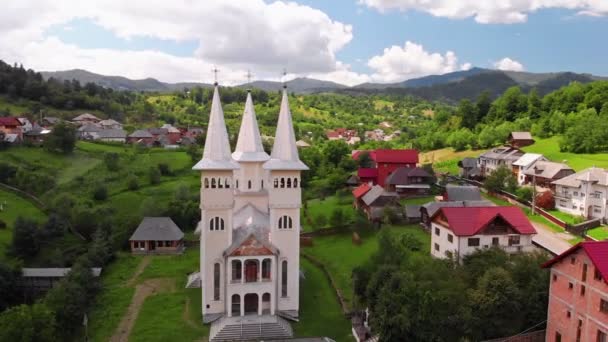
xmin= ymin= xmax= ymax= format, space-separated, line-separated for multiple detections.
xmin=225 ymin=178 xmax=230 ymax=188
xmin=286 ymin=178 xmax=292 ymax=188
xmin=274 ymin=178 xmax=279 ymax=188
xmin=204 ymin=178 xmax=209 ymax=188
xmin=294 ymin=178 xmax=298 ymax=188
xmin=211 ymin=178 xmax=216 ymax=189
xmin=231 ymin=294 xmax=241 ymax=316
xmin=281 ymin=260 xmax=288 ymax=297
xmin=210 ymin=217 xmax=225 ymax=231
xmin=236 ymin=179 xmax=239 ymax=189
xmin=261 ymin=180 xmax=264 ymax=189
xmin=280 ymin=178 xmax=285 ymax=188
xmin=218 ymin=178 xmax=223 ymax=188
xmin=214 ymin=263 xmax=221 ymax=300
xmin=231 ymin=260 xmax=242 ymax=282
xmin=262 ymin=259 xmax=271 ymax=280
xmin=278 ymin=215 xmax=293 ymax=229
xmin=248 ymin=180 xmax=252 ymax=189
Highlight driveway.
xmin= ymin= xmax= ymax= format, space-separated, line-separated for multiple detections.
xmin=531 ymin=221 xmax=574 ymax=255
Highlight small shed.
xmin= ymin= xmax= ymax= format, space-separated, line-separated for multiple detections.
xmin=129 ymin=217 xmax=185 ymax=254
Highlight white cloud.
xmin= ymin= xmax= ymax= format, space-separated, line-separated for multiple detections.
xmin=0 ymin=0 xmax=353 ymax=83
xmin=359 ymin=0 xmax=608 ymax=23
xmin=367 ymin=41 xmax=470 ymax=82
xmin=493 ymin=57 xmax=525 ymax=71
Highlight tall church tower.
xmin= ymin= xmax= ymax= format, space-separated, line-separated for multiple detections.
xmin=263 ymin=87 xmax=308 ymax=315
xmin=193 ymin=84 xmax=239 ymax=319
xmin=232 ymin=90 xmax=270 ymax=212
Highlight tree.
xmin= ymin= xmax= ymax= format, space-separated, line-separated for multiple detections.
xmin=382 ymin=206 xmax=399 ymax=224
xmin=457 ymin=98 xmax=477 ymax=129
xmin=0 ymin=303 xmax=58 ymax=342
xmin=314 ymin=213 xmax=327 ymax=228
xmin=516 ymin=186 xmax=533 ymax=202
xmin=330 ymin=208 xmax=345 ymax=227
xmin=527 ymin=88 xmax=542 ymax=119
xmin=0 ymin=263 xmax=19 ymax=312
xmin=483 ymin=166 xmax=517 ymax=193
xmin=323 ymin=140 xmax=350 ymax=166
xmin=44 ymin=122 xmax=76 ymax=154
xmin=126 ymin=174 xmax=139 ymax=190
xmin=358 ymin=152 xmax=373 ymax=168
xmin=186 ymin=144 xmax=200 ymax=162
xmin=92 ymin=184 xmax=108 ymax=201
xmin=10 ymin=217 xmax=39 ymax=258
xmin=157 ymin=163 xmax=171 ymax=176
xmin=476 ymin=91 xmax=492 ymax=122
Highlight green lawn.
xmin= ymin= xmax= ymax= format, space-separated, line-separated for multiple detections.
xmin=0 ymin=189 xmax=47 ymax=260
xmin=400 ymin=195 xmax=435 ymax=206
xmin=548 ymin=209 xmax=583 ymax=225
xmin=302 ymin=224 xmax=430 ymax=309
xmin=293 ymin=258 xmax=352 ymax=341
xmin=302 ymin=195 xmax=357 ymax=232
xmin=523 ymin=136 xmax=608 ymax=171
xmin=587 ymin=226 xmax=608 ymax=241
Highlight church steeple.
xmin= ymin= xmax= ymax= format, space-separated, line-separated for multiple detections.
xmin=193 ymin=85 xmax=239 ymax=170
xmin=263 ymin=88 xmax=308 ymax=170
xmin=232 ymin=91 xmax=269 ymax=162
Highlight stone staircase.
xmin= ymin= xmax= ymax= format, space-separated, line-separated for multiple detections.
xmin=210 ymin=315 xmax=293 ymax=341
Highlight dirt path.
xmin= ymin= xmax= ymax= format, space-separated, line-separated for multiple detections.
xmin=126 ymin=255 xmax=151 ymax=287
xmin=110 ymin=278 xmax=175 ymax=342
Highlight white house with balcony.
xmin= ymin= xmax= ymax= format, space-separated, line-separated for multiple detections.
xmin=552 ymin=167 xmax=608 ymax=220
xmin=430 ymin=206 xmax=536 ymax=262
xmin=512 ymin=153 xmax=547 ymax=185
xmin=477 ymin=146 xmax=524 ymax=177
xmin=193 ymin=83 xmax=306 ymax=340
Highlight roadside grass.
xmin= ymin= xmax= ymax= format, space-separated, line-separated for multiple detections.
xmin=302 ymin=224 xmax=430 ymax=309
xmin=523 ymin=136 xmax=608 ymax=171
xmin=138 ymin=248 xmax=199 ymax=282
xmin=87 ymin=253 xmax=141 ymax=342
xmin=302 ymin=195 xmax=357 ymax=232
xmin=587 ymin=226 xmax=608 ymax=241
xmin=293 ymin=258 xmax=353 ymax=341
xmin=0 ymin=189 xmax=47 ymax=260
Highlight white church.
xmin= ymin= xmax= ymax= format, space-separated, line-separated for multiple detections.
xmin=193 ymin=82 xmax=307 ymax=340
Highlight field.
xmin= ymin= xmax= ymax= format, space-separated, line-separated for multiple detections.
xmin=302 ymin=224 xmax=431 ymax=310
xmin=421 ymin=148 xmax=483 ymax=174
xmin=302 ymin=195 xmax=357 ymax=232
xmin=523 ymin=136 xmax=608 ymax=171
xmin=0 ymin=189 xmax=47 ymax=260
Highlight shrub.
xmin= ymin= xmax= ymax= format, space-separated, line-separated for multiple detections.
xmin=535 ymin=191 xmax=555 ymax=210
xmin=330 ymin=208 xmax=345 ymax=227
xmin=157 ymin=163 xmax=171 ymax=176
xmin=149 ymin=166 xmax=161 ymax=185
xmin=92 ymin=185 xmax=108 ymax=201
xmin=103 ymin=152 xmax=120 ymax=171
xmin=516 ymin=187 xmax=533 ymax=202
xmin=126 ymin=174 xmax=139 ymax=191
xmin=315 ymin=213 xmax=327 ymax=228
xmin=0 ymin=220 xmax=6 ymax=230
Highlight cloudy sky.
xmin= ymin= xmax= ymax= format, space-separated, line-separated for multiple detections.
xmin=1 ymin=0 xmax=607 ymax=86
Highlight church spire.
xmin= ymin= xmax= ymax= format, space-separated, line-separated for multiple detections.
xmin=193 ymin=84 xmax=239 ymax=170
xmin=263 ymin=88 xmax=308 ymax=170
xmin=232 ymin=91 xmax=269 ymax=162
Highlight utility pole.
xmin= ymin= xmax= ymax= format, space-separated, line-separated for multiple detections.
xmin=532 ymin=172 xmax=536 ymax=215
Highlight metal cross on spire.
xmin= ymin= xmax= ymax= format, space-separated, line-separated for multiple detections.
xmin=212 ymin=66 xmax=219 ymax=86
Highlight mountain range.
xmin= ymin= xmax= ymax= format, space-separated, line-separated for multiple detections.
xmin=41 ymin=67 xmax=608 ymax=102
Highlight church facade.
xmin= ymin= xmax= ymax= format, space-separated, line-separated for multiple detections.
xmin=194 ymin=83 xmax=307 ymax=324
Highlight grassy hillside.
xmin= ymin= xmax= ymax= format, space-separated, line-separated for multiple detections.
xmin=523 ymin=136 xmax=608 ymax=171
xmin=0 ymin=189 xmax=47 ymax=261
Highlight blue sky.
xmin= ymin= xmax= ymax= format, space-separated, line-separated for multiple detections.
xmin=2 ymin=0 xmax=607 ymax=85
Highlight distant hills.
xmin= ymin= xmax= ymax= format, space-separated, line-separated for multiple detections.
xmin=41 ymin=67 xmax=608 ymax=102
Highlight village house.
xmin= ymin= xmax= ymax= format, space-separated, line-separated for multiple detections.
xmin=522 ymin=160 xmax=575 ymax=189
xmin=72 ymin=113 xmax=101 ymax=126
xmin=512 ymin=153 xmax=547 ymax=185
xmin=77 ymin=123 xmax=102 ymax=140
xmin=553 ymin=167 xmax=608 ymax=220
xmin=99 ymin=118 xmax=123 ymax=130
xmin=430 ymin=206 xmax=536 ymax=262
xmin=542 ymin=241 xmax=608 ymax=342
xmin=23 ymin=125 xmax=51 ymax=145
xmin=442 ymin=184 xmax=483 ymax=202
xmin=0 ymin=117 xmax=23 ymax=141
xmin=458 ymin=158 xmax=481 ymax=179
xmin=384 ymin=167 xmax=432 ymax=197
xmin=354 ymin=149 xmax=419 ymax=187
xmin=295 ymin=140 xmax=310 ymax=148
xmin=97 ymin=129 xmax=127 ymax=143
xmin=129 ymin=217 xmax=184 ymax=254
xmin=477 ymin=146 xmax=524 ymax=177
xmin=127 ymin=129 xmax=155 ymax=145
xmin=508 ymin=131 xmax=535 ymax=148
xmin=161 ymin=124 xmax=182 ymax=145
xmin=364 ymin=129 xmax=385 ymax=142
xmin=41 ymin=116 xmax=61 ymax=127
xmin=357 ymin=185 xmax=400 ymax=222
xmin=420 ymin=199 xmax=496 ymax=229
xmin=17 ymin=117 xmax=33 ymax=133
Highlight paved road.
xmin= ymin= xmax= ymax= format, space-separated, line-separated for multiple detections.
xmin=531 ymin=221 xmax=574 ymax=255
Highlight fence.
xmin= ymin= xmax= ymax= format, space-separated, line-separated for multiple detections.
xmin=0 ymin=182 xmax=46 ymax=211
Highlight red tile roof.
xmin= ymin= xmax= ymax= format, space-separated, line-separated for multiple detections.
xmin=358 ymin=168 xmax=378 ymax=178
xmin=0 ymin=117 xmax=22 ymax=127
xmin=372 ymin=149 xmax=418 ymax=164
xmin=434 ymin=206 xmax=536 ymax=236
xmin=542 ymin=241 xmax=608 ymax=283
xmin=352 ymin=183 xmax=372 ymax=199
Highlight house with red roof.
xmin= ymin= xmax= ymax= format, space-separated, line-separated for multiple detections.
xmin=542 ymin=241 xmax=608 ymax=342
xmin=0 ymin=116 xmax=23 ymax=142
xmin=354 ymin=149 xmax=419 ymax=187
xmin=430 ymin=206 xmax=536 ymax=262
xmin=352 ymin=183 xmax=372 ymax=209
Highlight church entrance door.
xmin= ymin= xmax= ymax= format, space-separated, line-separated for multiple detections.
xmin=244 ymin=293 xmax=258 ymax=315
